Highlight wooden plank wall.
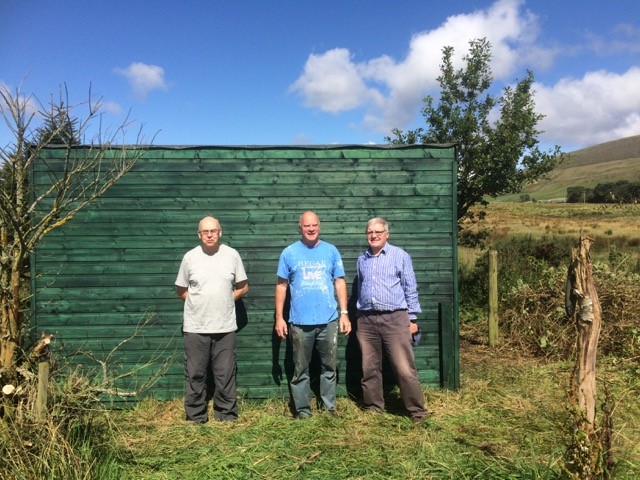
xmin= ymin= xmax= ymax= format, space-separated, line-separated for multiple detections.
xmin=32 ymin=145 xmax=459 ymax=402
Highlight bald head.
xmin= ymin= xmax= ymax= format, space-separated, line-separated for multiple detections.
xmin=299 ymin=211 xmax=319 ymax=227
xmin=198 ymin=216 xmax=220 ymax=232
xmin=197 ymin=216 xmax=222 ymax=253
xmin=298 ymin=211 xmax=321 ymax=247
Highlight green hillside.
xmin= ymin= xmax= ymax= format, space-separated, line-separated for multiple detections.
xmin=498 ymin=134 xmax=640 ymax=201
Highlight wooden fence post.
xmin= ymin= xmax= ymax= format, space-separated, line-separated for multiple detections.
xmin=36 ymin=360 xmax=49 ymax=419
xmin=488 ymin=250 xmax=499 ymax=347
xmin=32 ymin=333 xmax=53 ymax=420
xmin=563 ymin=233 xmax=612 ymax=477
xmin=569 ymin=234 xmax=602 ymax=427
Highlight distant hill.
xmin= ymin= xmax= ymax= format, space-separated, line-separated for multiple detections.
xmin=498 ymin=134 xmax=640 ymax=201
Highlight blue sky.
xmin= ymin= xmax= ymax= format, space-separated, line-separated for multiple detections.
xmin=1 ymin=0 xmax=640 ymax=152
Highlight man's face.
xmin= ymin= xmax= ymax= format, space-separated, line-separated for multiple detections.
xmin=198 ymin=219 xmax=221 ymax=249
xmin=299 ymin=213 xmax=320 ymax=245
xmin=366 ymin=222 xmax=389 ymax=251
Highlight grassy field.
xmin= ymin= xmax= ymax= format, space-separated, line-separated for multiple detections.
xmin=111 ymin=345 xmax=640 ymax=479
xmin=468 ymin=202 xmax=640 ymax=249
xmin=498 ymin=134 xmax=640 ymax=201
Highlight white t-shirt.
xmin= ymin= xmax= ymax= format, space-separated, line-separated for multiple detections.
xmin=175 ymin=244 xmax=248 ymax=334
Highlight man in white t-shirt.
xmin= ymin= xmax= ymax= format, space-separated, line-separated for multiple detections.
xmin=175 ymin=216 xmax=249 ymax=422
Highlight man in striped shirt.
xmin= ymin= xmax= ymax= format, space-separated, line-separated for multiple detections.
xmin=355 ymin=217 xmax=427 ymax=423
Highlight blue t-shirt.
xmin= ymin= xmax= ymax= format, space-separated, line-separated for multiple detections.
xmin=277 ymin=240 xmax=345 ymax=325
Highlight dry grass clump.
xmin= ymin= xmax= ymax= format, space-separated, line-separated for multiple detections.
xmin=461 ymin=258 xmax=640 ymax=364
xmin=0 ymin=368 xmax=121 ymax=480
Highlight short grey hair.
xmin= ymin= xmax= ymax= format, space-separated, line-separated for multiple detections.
xmin=365 ymin=217 xmax=389 ymax=232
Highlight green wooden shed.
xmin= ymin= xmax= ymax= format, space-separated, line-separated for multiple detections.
xmin=31 ymin=144 xmax=459 ymax=402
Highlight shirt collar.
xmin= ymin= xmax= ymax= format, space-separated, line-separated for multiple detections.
xmin=366 ymin=242 xmax=388 ymax=257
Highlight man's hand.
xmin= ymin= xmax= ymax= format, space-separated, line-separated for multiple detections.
xmin=176 ymin=286 xmax=188 ymax=302
xmin=409 ymin=322 xmax=419 ymax=335
xmin=339 ymin=315 xmax=352 ymax=335
xmin=274 ymin=318 xmax=288 ymax=339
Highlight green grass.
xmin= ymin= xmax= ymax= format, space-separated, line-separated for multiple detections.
xmin=108 ymin=347 xmax=640 ymax=479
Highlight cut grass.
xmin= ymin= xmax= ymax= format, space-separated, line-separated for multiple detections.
xmin=110 ymin=345 xmax=640 ymax=479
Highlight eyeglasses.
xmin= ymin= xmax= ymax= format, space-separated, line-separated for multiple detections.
xmin=366 ymin=230 xmax=387 ymax=237
xmin=199 ymin=229 xmax=220 ymax=236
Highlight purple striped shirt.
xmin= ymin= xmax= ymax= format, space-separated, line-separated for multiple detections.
xmin=356 ymin=242 xmax=422 ymax=319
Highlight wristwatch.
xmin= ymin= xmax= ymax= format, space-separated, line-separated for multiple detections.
xmin=340 ymin=310 xmax=348 ymax=315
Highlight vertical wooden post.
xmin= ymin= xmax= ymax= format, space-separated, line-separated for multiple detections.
xmin=32 ymin=333 xmax=53 ymax=420
xmin=570 ymin=234 xmax=602 ymax=428
xmin=488 ymin=250 xmax=499 ymax=347
xmin=36 ymin=360 xmax=49 ymax=419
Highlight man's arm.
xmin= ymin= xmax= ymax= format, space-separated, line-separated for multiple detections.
xmin=399 ymin=252 xmax=421 ymax=335
xmin=400 ymin=253 xmax=421 ymax=319
xmin=274 ymin=277 xmax=289 ymax=339
xmin=234 ymin=280 xmax=249 ymax=301
xmin=334 ymin=277 xmax=351 ymax=335
xmin=176 ymin=286 xmax=188 ymax=302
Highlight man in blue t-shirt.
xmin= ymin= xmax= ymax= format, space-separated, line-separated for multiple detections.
xmin=274 ymin=211 xmax=351 ymax=418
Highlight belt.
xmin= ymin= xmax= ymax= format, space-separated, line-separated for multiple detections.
xmin=358 ymin=309 xmax=403 ymax=315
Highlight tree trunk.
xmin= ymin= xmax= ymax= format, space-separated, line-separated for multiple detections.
xmin=570 ymin=234 xmax=602 ymax=428
xmin=0 ymin=257 xmax=21 ymax=373
xmin=0 ymin=294 xmax=17 ymax=371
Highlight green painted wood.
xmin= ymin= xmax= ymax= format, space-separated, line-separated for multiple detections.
xmin=35 ymin=258 xmax=455 ymax=276
xmin=438 ymin=301 xmax=459 ymax=389
xmin=32 ymin=145 xmax=459 ymax=402
xmin=34 ymin=171 xmax=454 ymax=185
xmin=39 ymin=207 xmax=454 ymax=224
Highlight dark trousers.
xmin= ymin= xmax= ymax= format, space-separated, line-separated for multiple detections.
xmin=289 ymin=321 xmax=338 ymax=417
xmin=356 ymin=310 xmax=426 ymax=419
xmin=183 ymin=331 xmax=238 ymax=422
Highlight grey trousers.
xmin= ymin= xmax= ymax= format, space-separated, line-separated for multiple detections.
xmin=356 ymin=310 xmax=426 ymax=419
xmin=183 ymin=331 xmax=238 ymax=422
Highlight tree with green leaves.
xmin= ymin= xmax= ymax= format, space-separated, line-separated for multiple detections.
xmin=0 ymin=83 xmax=152 ymax=378
xmin=387 ymin=38 xmax=564 ymax=227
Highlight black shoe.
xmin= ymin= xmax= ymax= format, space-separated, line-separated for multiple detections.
xmin=187 ymin=418 xmax=208 ymax=424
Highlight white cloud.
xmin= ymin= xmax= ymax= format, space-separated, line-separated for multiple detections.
xmin=289 ymin=48 xmax=384 ymax=113
xmin=290 ymin=0 xmax=552 ymax=135
xmin=535 ymin=67 xmax=640 ymax=147
xmin=290 ymin=0 xmax=640 ymax=148
xmin=0 ymin=82 xmax=39 ymax=119
xmin=96 ymin=100 xmax=123 ymax=116
xmin=113 ymin=62 xmax=169 ymax=100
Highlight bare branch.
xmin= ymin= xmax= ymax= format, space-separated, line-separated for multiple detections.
xmin=0 ymin=82 xmax=153 ymax=375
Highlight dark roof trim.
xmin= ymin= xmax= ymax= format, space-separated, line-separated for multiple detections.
xmin=42 ymin=143 xmax=457 ymax=150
